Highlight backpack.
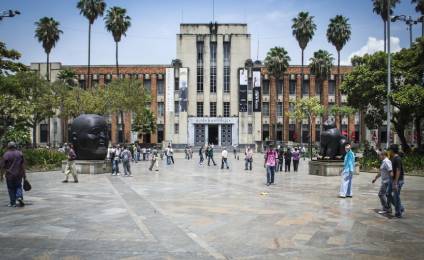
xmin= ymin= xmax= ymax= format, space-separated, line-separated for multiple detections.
xmin=122 ymin=151 xmax=130 ymax=162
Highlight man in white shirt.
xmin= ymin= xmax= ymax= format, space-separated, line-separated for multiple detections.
xmin=221 ymin=147 xmax=229 ymax=170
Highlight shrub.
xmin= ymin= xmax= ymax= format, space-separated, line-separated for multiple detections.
xmin=23 ymin=148 xmax=66 ymax=171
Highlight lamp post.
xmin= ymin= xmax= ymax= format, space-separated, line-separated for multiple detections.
xmin=0 ymin=10 xmax=20 ymax=21
xmin=391 ymin=15 xmax=419 ymax=47
xmin=387 ymin=0 xmax=391 ymax=149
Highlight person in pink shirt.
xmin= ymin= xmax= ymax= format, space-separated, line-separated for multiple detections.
xmin=264 ymin=145 xmax=278 ymax=186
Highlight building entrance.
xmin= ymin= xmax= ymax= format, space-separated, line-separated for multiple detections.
xmin=208 ymin=125 xmax=218 ymax=145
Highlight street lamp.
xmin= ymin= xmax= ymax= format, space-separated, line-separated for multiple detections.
xmin=0 ymin=10 xmax=20 ymax=21
xmin=387 ymin=0 xmax=391 ymax=149
xmin=391 ymin=15 xmax=419 ymax=47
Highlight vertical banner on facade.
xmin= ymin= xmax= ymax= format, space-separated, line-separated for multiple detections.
xmin=179 ymin=67 xmax=188 ymax=112
xmin=239 ymin=69 xmax=248 ymax=112
xmin=252 ymin=70 xmax=261 ymax=112
xmin=165 ymin=68 xmax=174 ymax=112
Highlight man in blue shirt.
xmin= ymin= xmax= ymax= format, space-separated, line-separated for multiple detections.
xmin=339 ymin=143 xmax=355 ymax=198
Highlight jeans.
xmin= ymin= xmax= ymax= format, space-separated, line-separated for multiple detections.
xmin=339 ymin=170 xmax=353 ymax=197
xmin=112 ymin=159 xmax=119 ymax=174
xmin=6 ymin=178 xmax=23 ymax=206
xmin=293 ymin=160 xmax=299 ymax=172
xmin=208 ymin=156 xmax=216 ymax=166
xmin=245 ymin=158 xmax=252 ymax=170
xmin=285 ymin=160 xmax=291 ymax=172
xmin=221 ymin=158 xmax=229 ymax=169
xmin=266 ymin=165 xmax=275 ymax=184
xmin=278 ymin=159 xmax=283 ymax=171
xmin=149 ymin=159 xmax=158 ymax=171
xmin=122 ymin=160 xmax=131 ymax=176
xmin=199 ymin=154 xmax=204 ymax=164
xmin=378 ymin=181 xmax=393 ymax=211
xmin=392 ymin=180 xmax=404 ymax=216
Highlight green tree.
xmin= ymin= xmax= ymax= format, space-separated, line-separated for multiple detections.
xmin=287 ymin=97 xmax=324 ymax=158
xmin=327 ymin=15 xmax=351 ymax=127
xmin=309 ymin=49 xmax=334 ymax=113
xmin=372 ymin=0 xmax=401 ymax=52
xmin=132 ymin=108 xmax=156 ymax=143
xmin=104 ymin=6 xmax=131 ymax=76
xmin=0 ymin=42 xmax=27 ymax=75
xmin=264 ymin=47 xmax=291 ymax=141
xmin=34 ymin=17 xmax=63 ymax=82
xmin=77 ymin=0 xmax=106 ymax=88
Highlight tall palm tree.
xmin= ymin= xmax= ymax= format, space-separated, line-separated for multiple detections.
xmin=34 ymin=17 xmax=63 ymax=82
xmin=412 ymin=0 xmax=424 ymax=37
xmin=372 ymin=0 xmax=400 ymax=52
xmin=292 ymin=11 xmax=317 ymax=94
xmin=264 ymin=47 xmax=291 ymax=141
xmin=105 ymin=6 xmax=131 ymax=76
xmin=77 ymin=0 xmax=106 ymax=88
xmin=327 ymin=15 xmax=351 ymax=128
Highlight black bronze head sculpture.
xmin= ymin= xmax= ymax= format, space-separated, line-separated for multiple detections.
xmin=320 ymin=119 xmax=348 ymax=159
xmin=71 ymin=114 xmax=109 ymax=160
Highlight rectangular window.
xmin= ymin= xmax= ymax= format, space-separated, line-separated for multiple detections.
xmin=79 ymin=80 xmax=85 ymax=89
xmin=158 ymin=102 xmax=164 ymax=117
xmin=223 ymin=102 xmax=230 ymax=117
xmin=248 ymin=101 xmax=253 ymax=115
xmin=210 ymin=42 xmax=217 ymax=93
xmin=174 ymin=77 xmax=179 ymax=91
xmin=262 ymin=80 xmax=269 ymax=95
xmin=277 ymin=102 xmax=283 ymax=117
xmin=174 ymin=124 xmax=179 ymax=134
xmin=40 ymin=123 xmax=48 ymax=143
xmin=289 ymin=80 xmax=296 ymax=95
xmin=263 ymin=102 xmax=269 ymax=116
xmin=197 ymin=41 xmax=204 ymax=93
xmin=302 ymin=79 xmax=309 ymax=96
xmin=174 ymin=101 xmax=179 ymax=116
xmin=223 ymin=41 xmax=231 ymax=93
xmin=144 ymin=79 xmax=151 ymax=93
xmin=277 ymin=80 xmax=283 ymax=95
xmin=329 ymin=80 xmax=336 ymax=95
xmin=210 ymin=102 xmax=217 ymax=117
xmin=248 ymin=123 xmax=253 ymax=134
xmin=289 ymin=124 xmax=295 ymax=141
xmin=263 ymin=124 xmax=270 ymax=141
xmin=197 ymin=102 xmax=203 ymax=117
xmin=157 ymin=79 xmax=164 ymax=95
xmin=289 ymin=102 xmax=295 ymax=113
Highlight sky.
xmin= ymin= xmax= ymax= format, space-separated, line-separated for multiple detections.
xmin=0 ymin=0 xmax=422 ymax=66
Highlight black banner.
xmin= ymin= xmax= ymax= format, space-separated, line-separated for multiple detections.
xmin=239 ymin=84 xmax=247 ymax=112
xmin=253 ymin=87 xmax=261 ymax=112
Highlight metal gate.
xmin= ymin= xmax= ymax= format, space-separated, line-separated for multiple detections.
xmin=195 ymin=124 xmax=205 ymax=146
xmin=221 ymin=124 xmax=232 ymax=146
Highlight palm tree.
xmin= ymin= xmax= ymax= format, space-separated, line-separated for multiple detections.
xmin=412 ymin=0 xmax=424 ymax=37
xmin=327 ymin=15 xmax=351 ymax=128
xmin=34 ymin=17 xmax=63 ymax=82
xmin=372 ymin=0 xmax=400 ymax=52
xmin=292 ymin=11 xmax=317 ymax=94
xmin=264 ymin=47 xmax=291 ymax=141
xmin=77 ymin=0 xmax=106 ymax=88
xmin=105 ymin=6 xmax=131 ymax=76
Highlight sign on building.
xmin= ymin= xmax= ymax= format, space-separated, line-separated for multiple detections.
xmin=239 ymin=69 xmax=248 ymax=112
xmin=165 ymin=68 xmax=174 ymax=112
xmin=253 ymin=70 xmax=261 ymax=112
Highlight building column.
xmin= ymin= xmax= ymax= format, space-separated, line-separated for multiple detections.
xmin=150 ymin=74 xmax=158 ymax=143
xmin=283 ymin=75 xmax=289 ymax=143
xmin=296 ymin=74 xmax=302 ymax=143
xmin=322 ymin=79 xmax=329 ymax=121
xmin=269 ymin=77 xmax=277 ymax=141
xmin=218 ymin=124 xmax=222 ymax=146
xmin=111 ymin=113 xmax=118 ymax=144
xmin=310 ymin=75 xmax=316 ymax=143
xmin=124 ymin=112 xmax=132 ymax=143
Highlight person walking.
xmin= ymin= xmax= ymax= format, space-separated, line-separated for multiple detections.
xmin=339 ymin=143 xmax=355 ymax=198
xmin=168 ymin=145 xmax=175 ymax=164
xmin=292 ymin=147 xmax=300 ymax=172
xmin=372 ymin=151 xmax=393 ymax=214
xmin=110 ymin=145 xmax=119 ymax=176
xmin=389 ymin=144 xmax=405 ymax=218
xmin=199 ymin=146 xmax=204 ymax=165
xmin=264 ymin=145 xmax=278 ymax=186
xmin=221 ymin=147 xmax=230 ymax=169
xmin=188 ymin=146 xmax=193 ymax=160
xmin=149 ymin=150 xmax=159 ymax=171
xmin=63 ymin=143 xmax=78 ymax=183
xmin=207 ymin=145 xmax=217 ymax=166
xmin=120 ymin=146 xmax=132 ymax=176
xmin=244 ymin=146 xmax=253 ymax=171
xmin=284 ymin=148 xmax=292 ymax=172
xmin=142 ymin=147 xmax=147 ymax=161
xmin=233 ymin=144 xmax=238 ymax=160
xmin=277 ymin=146 xmax=284 ymax=172
xmin=0 ymin=142 xmax=27 ymax=207
xmin=184 ymin=146 xmax=189 ymax=160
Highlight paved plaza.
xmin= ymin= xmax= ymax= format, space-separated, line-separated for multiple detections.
xmin=0 ymin=154 xmax=423 ymax=259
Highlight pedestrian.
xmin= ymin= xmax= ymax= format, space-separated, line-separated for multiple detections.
xmin=110 ymin=145 xmax=119 ymax=176
xmin=221 ymin=147 xmax=229 ymax=169
xmin=132 ymin=144 xmax=138 ymax=162
xmin=188 ymin=146 xmax=193 ymax=159
xmin=168 ymin=145 xmax=175 ymax=164
xmin=136 ymin=144 xmax=141 ymax=162
xmin=142 ymin=147 xmax=147 ymax=161
xmin=233 ymin=144 xmax=238 ymax=160
xmin=149 ymin=149 xmax=159 ymax=171
xmin=277 ymin=146 xmax=284 ymax=172
xmin=284 ymin=148 xmax=292 ymax=172
xmin=120 ymin=146 xmax=132 ymax=176
xmin=199 ymin=146 xmax=204 ymax=165
xmin=372 ymin=151 xmax=393 ymax=214
xmin=185 ymin=146 xmax=189 ymax=160
xmin=0 ymin=142 xmax=27 ymax=207
xmin=264 ymin=145 xmax=278 ymax=186
xmin=389 ymin=144 xmax=405 ymax=218
xmin=292 ymin=147 xmax=300 ymax=172
xmin=63 ymin=143 xmax=78 ymax=183
xmin=244 ymin=146 xmax=253 ymax=171
xmin=301 ymin=146 xmax=306 ymax=160
xmin=207 ymin=145 xmax=217 ymax=166
xmin=339 ymin=143 xmax=355 ymax=198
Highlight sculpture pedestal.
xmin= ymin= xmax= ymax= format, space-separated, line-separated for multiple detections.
xmin=62 ymin=160 xmax=112 ymax=175
xmin=309 ymin=160 xmax=360 ymax=176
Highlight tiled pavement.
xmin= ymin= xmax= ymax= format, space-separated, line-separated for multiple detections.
xmin=0 ymin=154 xmax=423 ymax=259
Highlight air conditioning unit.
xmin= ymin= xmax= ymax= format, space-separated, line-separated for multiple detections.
xmin=290 ymin=74 xmax=296 ymax=80
xmin=329 ymin=96 xmax=335 ymax=103
xmin=106 ymin=74 xmax=112 ymax=80
xmin=158 ymin=73 xmax=163 ymax=80
xmin=79 ymin=74 xmax=85 ymax=80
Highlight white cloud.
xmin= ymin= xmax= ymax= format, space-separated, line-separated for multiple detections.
xmin=342 ymin=37 xmax=401 ymax=65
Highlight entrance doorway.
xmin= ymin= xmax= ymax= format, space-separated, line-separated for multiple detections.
xmin=208 ymin=125 xmax=218 ymax=145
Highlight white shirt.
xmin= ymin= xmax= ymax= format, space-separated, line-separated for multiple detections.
xmin=221 ymin=150 xmax=228 ymax=158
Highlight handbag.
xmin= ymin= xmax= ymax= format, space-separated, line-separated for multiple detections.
xmin=23 ymin=179 xmax=32 ymax=191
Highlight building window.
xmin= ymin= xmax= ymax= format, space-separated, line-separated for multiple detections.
xmin=144 ymin=79 xmax=151 ymax=93
xmin=315 ymin=124 xmax=321 ymax=142
xmin=197 ymin=41 xmax=204 ymax=93
xmin=175 ymin=101 xmax=179 ymax=116
xmin=157 ymin=124 xmax=164 ymax=143
xmin=158 ymin=102 xmax=164 ymax=117
xmin=223 ymin=102 xmax=230 ymax=117
xmin=197 ymin=102 xmax=203 ymax=117
xmin=277 ymin=102 xmax=283 ymax=116
xmin=223 ymin=41 xmax=231 ymax=93
xmin=79 ymin=80 xmax=86 ymax=89
xmin=210 ymin=102 xmax=217 ymax=117
xmin=302 ymin=124 xmax=309 ymax=143
xmin=289 ymin=124 xmax=296 ymax=141
xmin=157 ymin=79 xmax=164 ymax=95
xmin=210 ymin=41 xmax=217 ymax=93
xmin=289 ymin=79 xmax=296 ymax=95
xmin=174 ymin=77 xmax=179 ymax=91
xmin=302 ymin=79 xmax=309 ymax=96
xmin=262 ymin=80 xmax=269 ymax=95
xmin=277 ymin=79 xmax=283 ymax=95
xmin=39 ymin=123 xmax=48 ymax=143
xmin=248 ymin=123 xmax=253 ymax=134
xmin=263 ymin=102 xmax=269 ymax=116
xmin=263 ymin=124 xmax=270 ymax=141
xmin=248 ymin=101 xmax=253 ymax=115
xmin=329 ymin=80 xmax=336 ymax=95
xmin=174 ymin=124 xmax=179 ymax=134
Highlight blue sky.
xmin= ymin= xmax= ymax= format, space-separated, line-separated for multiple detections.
xmin=0 ymin=0 xmax=421 ymax=66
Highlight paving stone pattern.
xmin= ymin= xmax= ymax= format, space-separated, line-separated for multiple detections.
xmin=1 ymin=154 xmax=423 ymax=259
